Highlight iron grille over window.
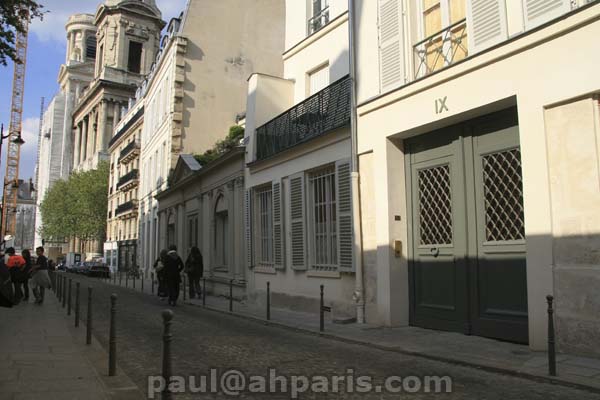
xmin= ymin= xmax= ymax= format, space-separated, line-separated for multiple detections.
xmin=116 ymin=200 xmax=137 ymax=216
xmin=255 ymin=75 xmax=351 ymax=161
xmin=309 ymin=167 xmax=337 ymax=270
xmin=255 ymin=186 xmax=274 ymax=266
xmin=118 ymin=140 xmax=140 ymax=163
xmin=116 ymin=169 xmax=139 ymax=190
xmin=418 ymin=164 xmax=453 ymax=245
xmin=482 ymin=148 xmax=525 ymax=242
xmin=309 ymin=0 xmax=329 ymax=34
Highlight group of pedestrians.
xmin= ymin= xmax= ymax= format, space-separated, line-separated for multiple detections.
xmin=0 ymin=246 xmax=52 ymax=308
xmin=152 ymin=245 xmax=203 ymax=306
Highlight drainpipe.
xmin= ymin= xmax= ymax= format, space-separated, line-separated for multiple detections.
xmin=348 ymin=0 xmax=365 ymax=324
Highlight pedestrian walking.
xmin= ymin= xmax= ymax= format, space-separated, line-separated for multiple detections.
xmin=30 ymin=247 xmax=52 ymax=305
xmin=20 ymin=249 xmax=33 ymax=302
xmin=5 ymin=247 xmax=26 ymax=304
xmin=153 ymin=250 xmax=168 ymax=300
xmin=164 ymin=245 xmax=184 ymax=306
xmin=0 ymin=253 xmax=13 ymax=308
xmin=185 ymin=246 xmax=203 ymax=299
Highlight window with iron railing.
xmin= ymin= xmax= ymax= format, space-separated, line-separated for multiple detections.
xmin=308 ymin=0 xmax=330 ymax=34
xmin=414 ymin=0 xmax=468 ymax=78
xmin=308 ymin=166 xmax=338 ymax=271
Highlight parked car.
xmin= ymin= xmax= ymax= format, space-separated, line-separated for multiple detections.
xmin=88 ymin=262 xmax=110 ymax=278
xmin=73 ymin=262 xmax=90 ymax=275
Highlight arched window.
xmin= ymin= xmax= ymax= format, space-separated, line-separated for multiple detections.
xmin=214 ymin=195 xmax=228 ymax=268
xmin=86 ymin=35 xmax=97 ymax=60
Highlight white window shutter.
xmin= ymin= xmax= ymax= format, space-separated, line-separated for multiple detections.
xmin=272 ymin=180 xmax=285 ymax=270
xmin=289 ymin=173 xmax=306 ymax=270
xmin=523 ymin=0 xmax=571 ymax=30
xmin=378 ymin=0 xmax=405 ymax=92
xmin=336 ymin=159 xmax=354 ymax=272
xmin=245 ymin=189 xmax=254 ymax=269
xmin=466 ymin=0 xmax=508 ymax=54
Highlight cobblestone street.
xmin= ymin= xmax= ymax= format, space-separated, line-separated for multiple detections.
xmin=65 ymin=275 xmax=600 ymax=399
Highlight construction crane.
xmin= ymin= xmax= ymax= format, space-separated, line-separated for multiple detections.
xmin=1 ymin=17 xmax=29 ymax=240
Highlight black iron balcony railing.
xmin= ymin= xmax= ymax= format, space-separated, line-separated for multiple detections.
xmin=116 ymin=169 xmax=139 ymax=190
xmin=118 ymin=140 xmax=140 ymax=164
xmin=255 ymin=75 xmax=351 ymax=161
xmin=308 ymin=6 xmax=330 ymax=35
xmin=413 ymin=18 xmax=468 ymax=79
xmin=115 ymin=200 xmax=138 ymax=216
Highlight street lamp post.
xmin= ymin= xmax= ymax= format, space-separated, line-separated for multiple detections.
xmin=0 ymin=123 xmax=26 ymax=246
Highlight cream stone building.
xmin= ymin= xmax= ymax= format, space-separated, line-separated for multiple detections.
xmin=351 ymin=0 xmax=600 ymax=355
xmin=70 ymin=0 xmax=164 ymax=258
xmin=138 ymin=0 xmax=286 ymax=272
xmin=35 ymin=14 xmax=97 ymax=253
xmin=105 ymin=94 xmax=143 ymax=273
xmin=155 ymin=149 xmax=246 ymax=296
xmin=243 ymin=0 xmax=359 ymax=317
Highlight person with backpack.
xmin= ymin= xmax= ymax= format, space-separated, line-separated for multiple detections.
xmin=185 ymin=246 xmax=204 ymax=299
xmin=5 ymin=247 xmax=26 ymax=304
xmin=153 ymin=249 xmax=168 ymax=299
xmin=163 ymin=245 xmax=184 ymax=306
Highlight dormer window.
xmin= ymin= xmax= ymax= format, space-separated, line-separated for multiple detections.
xmin=86 ymin=35 xmax=97 ymax=60
xmin=308 ymin=0 xmax=329 ymax=35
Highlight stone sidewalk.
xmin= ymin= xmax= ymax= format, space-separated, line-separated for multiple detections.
xmin=0 ymin=288 xmax=143 ymax=400
xmin=104 ymin=273 xmax=600 ymax=393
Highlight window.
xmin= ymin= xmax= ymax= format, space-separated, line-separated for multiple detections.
xmin=214 ymin=196 xmax=228 ymax=268
xmin=86 ymin=35 xmax=97 ymax=60
xmin=308 ymin=166 xmax=337 ymax=269
xmin=97 ymin=44 xmax=104 ymax=74
xmin=187 ymin=214 xmax=198 ymax=251
xmin=255 ymin=186 xmax=274 ymax=266
xmin=127 ymin=41 xmax=143 ymax=73
xmin=308 ymin=64 xmax=329 ymax=96
xmin=416 ymin=0 xmax=467 ymax=75
xmin=309 ymin=0 xmax=330 ymax=34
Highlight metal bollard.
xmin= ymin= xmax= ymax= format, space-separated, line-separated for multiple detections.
xmin=109 ymin=294 xmax=117 ymax=376
xmin=119 ymin=271 xmax=122 ymax=286
xmin=202 ymin=278 xmax=206 ymax=306
xmin=75 ymin=282 xmax=80 ymax=327
xmin=62 ymin=277 xmax=67 ymax=309
xmin=141 ymin=272 xmax=144 ymax=293
xmin=266 ymin=282 xmax=271 ymax=321
xmin=151 ymin=272 xmax=155 ymax=295
xmin=67 ymin=279 xmax=72 ymax=315
xmin=319 ymin=285 xmax=331 ymax=332
xmin=229 ymin=279 xmax=233 ymax=312
xmin=182 ymin=275 xmax=187 ymax=302
xmin=57 ymin=275 xmax=61 ymax=300
xmin=114 ymin=271 xmax=117 ymax=285
xmin=547 ymin=295 xmax=557 ymax=376
xmin=86 ymin=287 xmax=93 ymax=345
xmin=59 ymin=275 xmax=63 ymax=301
xmin=162 ymin=310 xmax=174 ymax=400
xmin=133 ymin=273 xmax=136 ymax=289
xmin=125 ymin=273 xmax=129 ymax=288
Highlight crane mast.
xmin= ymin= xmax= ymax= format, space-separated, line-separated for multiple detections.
xmin=1 ymin=18 xmax=29 ymax=239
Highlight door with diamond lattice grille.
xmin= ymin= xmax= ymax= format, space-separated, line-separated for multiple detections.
xmin=406 ymin=108 xmax=528 ymax=343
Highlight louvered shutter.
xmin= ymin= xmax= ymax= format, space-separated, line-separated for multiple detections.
xmin=245 ymin=189 xmax=254 ymax=269
xmin=523 ymin=0 xmax=571 ymax=30
xmin=289 ymin=173 xmax=306 ymax=270
xmin=272 ymin=180 xmax=285 ymax=269
xmin=378 ymin=0 xmax=405 ymax=92
xmin=466 ymin=0 xmax=508 ymax=54
xmin=336 ymin=160 xmax=354 ymax=272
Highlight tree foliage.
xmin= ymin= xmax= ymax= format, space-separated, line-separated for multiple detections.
xmin=0 ymin=0 xmax=45 ymax=65
xmin=194 ymin=125 xmax=244 ymax=166
xmin=40 ymin=162 xmax=109 ymax=243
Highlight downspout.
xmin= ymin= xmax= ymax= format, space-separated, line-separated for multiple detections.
xmin=348 ymin=0 xmax=365 ymax=323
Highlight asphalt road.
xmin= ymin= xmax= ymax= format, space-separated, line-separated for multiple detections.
xmin=63 ymin=274 xmax=600 ymax=399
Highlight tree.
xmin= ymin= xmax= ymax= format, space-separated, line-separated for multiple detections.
xmin=39 ymin=162 xmax=109 ymax=245
xmin=0 ymin=0 xmax=45 ymax=65
xmin=193 ymin=125 xmax=245 ymax=166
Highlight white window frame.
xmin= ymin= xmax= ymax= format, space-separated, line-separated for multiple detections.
xmin=307 ymin=166 xmax=338 ymax=271
xmin=307 ymin=63 xmax=330 ymax=97
xmin=308 ymin=0 xmax=330 ymax=35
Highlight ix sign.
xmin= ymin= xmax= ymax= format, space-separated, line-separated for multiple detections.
xmin=435 ymin=96 xmax=449 ymax=114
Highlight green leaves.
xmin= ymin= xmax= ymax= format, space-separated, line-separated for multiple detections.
xmin=0 ymin=0 xmax=46 ymax=65
xmin=39 ymin=161 xmax=109 ymax=243
xmin=193 ymin=126 xmax=244 ymax=166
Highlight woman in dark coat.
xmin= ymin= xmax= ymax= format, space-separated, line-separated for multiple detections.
xmin=20 ymin=249 xmax=32 ymax=302
xmin=185 ymin=246 xmax=204 ymax=299
xmin=164 ymin=245 xmax=184 ymax=306
xmin=153 ymin=249 xmax=169 ymax=299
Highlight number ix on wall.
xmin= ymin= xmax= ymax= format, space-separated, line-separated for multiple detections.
xmin=435 ymin=96 xmax=449 ymax=114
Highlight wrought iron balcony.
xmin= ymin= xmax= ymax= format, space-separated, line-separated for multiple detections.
xmin=255 ymin=75 xmax=351 ymax=161
xmin=115 ymin=199 xmax=138 ymax=217
xmin=308 ymin=6 xmax=330 ymax=35
xmin=118 ymin=140 xmax=140 ymax=164
xmin=116 ymin=169 xmax=139 ymax=191
xmin=413 ymin=18 xmax=468 ymax=79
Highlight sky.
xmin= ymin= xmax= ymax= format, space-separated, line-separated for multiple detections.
xmin=0 ymin=0 xmax=187 ymax=185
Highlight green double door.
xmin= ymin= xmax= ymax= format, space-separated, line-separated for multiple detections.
xmin=406 ymin=108 xmax=528 ymax=343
